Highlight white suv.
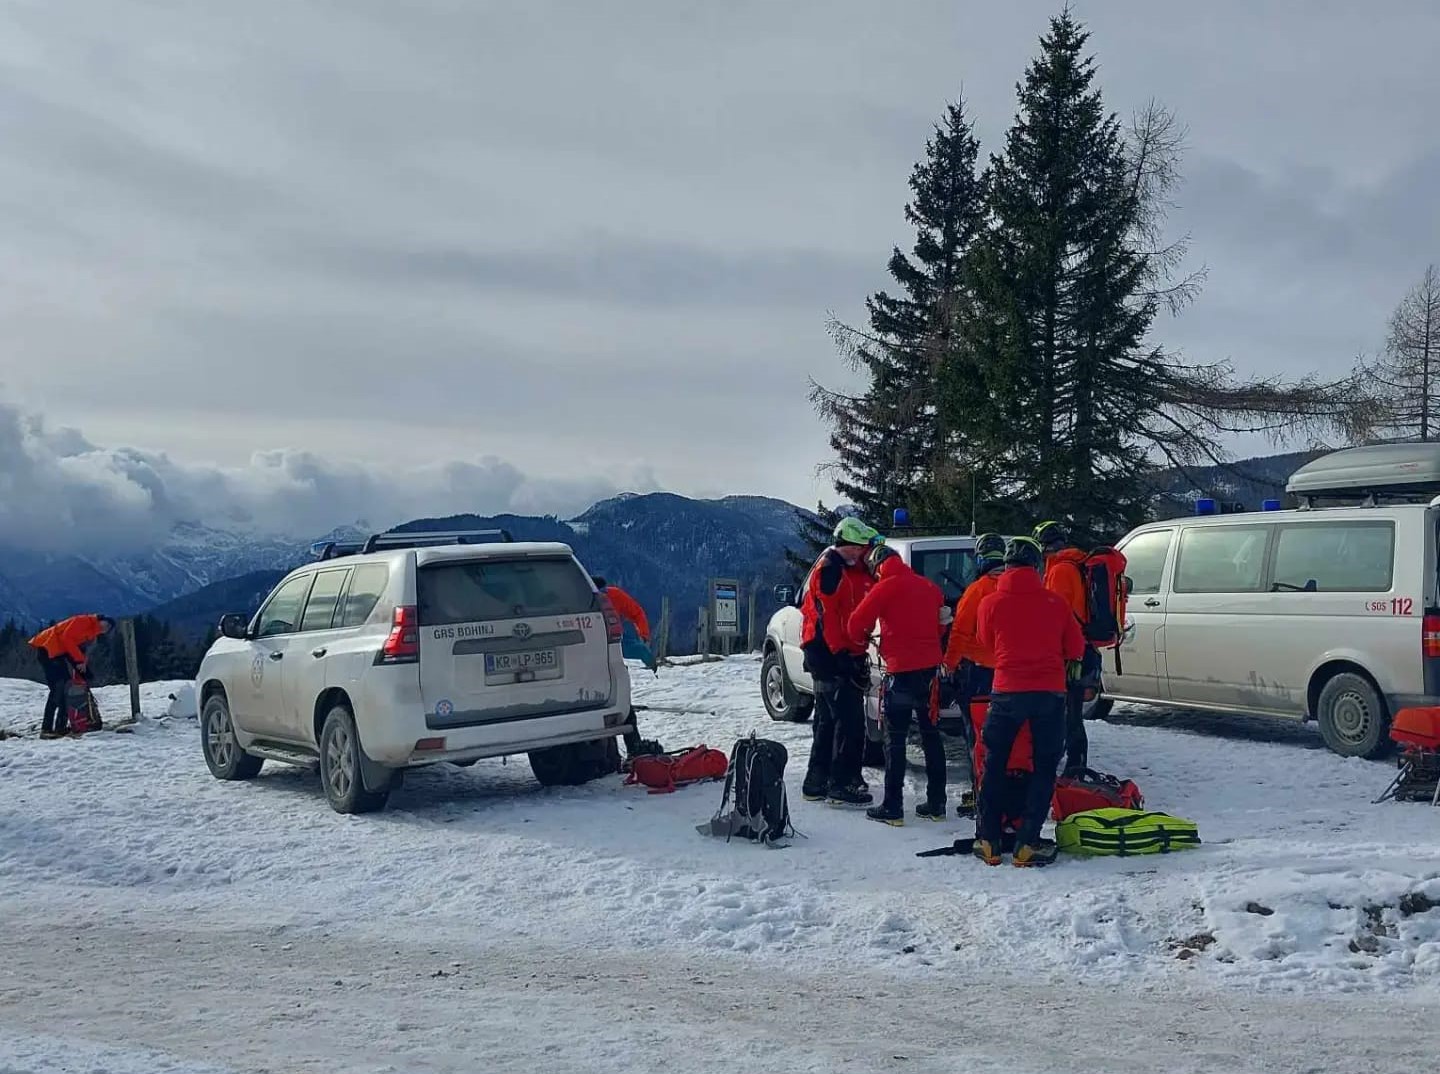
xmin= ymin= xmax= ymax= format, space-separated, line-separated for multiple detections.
xmin=195 ymin=530 xmax=634 ymax=813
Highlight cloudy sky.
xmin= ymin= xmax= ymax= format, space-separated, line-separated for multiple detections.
xmin=1 ymin=0 xmax=1437 ymax=547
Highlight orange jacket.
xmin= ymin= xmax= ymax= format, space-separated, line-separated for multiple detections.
xmin=604 ymin=585 xmax=650 ymax=642
xmin=1043 ymin=548 xmax=1088 ymax=624
xmin=943 ymin=570 xmax=1000 ymax=671
xmin=30 ymin=614 xmax=107 ymax=664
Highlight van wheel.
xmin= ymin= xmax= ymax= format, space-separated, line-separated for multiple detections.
xmin=1086 ymin=698 xmax=1115 ymax=722
xmin=319 ymin=705 xmax=391 ymax=814
xmin=529 ymin=738 xmax=621 ymax=787
xmin=762 ymin=650 xmax=811 ymax=722
xmin=1316 ymin=673 xmax=1391 ymax=759
xmin=201 ymin=694 xmax=263 ymax=781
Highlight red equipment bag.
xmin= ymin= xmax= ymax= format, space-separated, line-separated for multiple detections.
xmin=625 ymin=745 xmax=728 ymax=794
xmin=1392 ymin=707 xmax=1440 ymax=751
xmin=1050 ymin=768 xmax=1144 ymax=821
xmin=64 ymin=674 xmax=102 ymax=735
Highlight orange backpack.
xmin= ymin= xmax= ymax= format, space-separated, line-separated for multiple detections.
xmin=625 ymin=745 xmax=729 ymax=794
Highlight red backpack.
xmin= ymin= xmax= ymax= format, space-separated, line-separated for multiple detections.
xmin=64 ymin=675 xmax=102 ymax=735
xmin=625 ymin=745 xmax=729 ymax=794
xmin=1081 ymin=547 xmax=1128 ymax=650
xmin=1050 ymin=769 xmax=1144 ymax=821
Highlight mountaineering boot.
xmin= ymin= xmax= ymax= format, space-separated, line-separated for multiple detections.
xmin=973 ymin=838 xmax=1002 ymax=866
xmin=915 ymin=800 xmax=946 ymax=822
xmin=801 ymin=780 xmax=828 ymax=802
xmin=955 ymin=789 xmax=976 ymax=817
xmin=866 ymin=802 xmax=904 ymax=826
xmin=39 ymin=729 xmax=62 ymax=741
xmin=827 ymin=783 xmax=874 ymax=807
xmin=1012 ymin=840 xmax=1058 ymax=868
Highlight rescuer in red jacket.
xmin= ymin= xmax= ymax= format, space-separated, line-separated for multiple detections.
xmin=798 ymin=516 xmax=881 ymax=806
xmin=29 ymin=613 xmax=115 ymax=738
xmin=1034 ymin=520 xmax=1097 ymax=776
xmin=975 ymin=537 xmax=1085 ymax=867
xmin=846 ymin=544 xmax=947 ymax=826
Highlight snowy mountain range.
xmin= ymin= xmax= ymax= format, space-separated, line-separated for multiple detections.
xmin=2 ymin=495 xmax=808 ymax=647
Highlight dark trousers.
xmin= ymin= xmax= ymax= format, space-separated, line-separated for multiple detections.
xmin=1063 ymin=645 xmax=1101 ymax=773
xmin=881 ymin=669 xmax=946 ymax=809
xmin=805 ymin=677 xmax=865 ymax=794
xmin=978 ymin=691 xmax=1065 ymax=847
xmin=37 ymin=651 xmax=71 ymax=734
xmin=957 ymin=662 xmax=995 ymax=780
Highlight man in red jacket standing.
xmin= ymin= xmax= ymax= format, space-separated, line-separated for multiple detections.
xmin=1034 ymin=520 xmax=1096 ymax=776
xmin=847 ymin=544 xmax=947 ymax=826
xmin=975 ymin=537 xmax=1085 ymax=867
xmin=799 ymin=516 xmax=881 ymax=806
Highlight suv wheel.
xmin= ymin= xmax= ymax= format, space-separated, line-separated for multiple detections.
xmin=762 ymin=650 xmax=812 ymax=722
xmin=529 ymin=738 xmax=622 ymax=787
xmin=201 ymin=693 xmax=263 ymax=781
xmin=1316 ymin=672 xmax=1390 ymax=759
xmin=319 ymin=705 xmax=391 ymax=814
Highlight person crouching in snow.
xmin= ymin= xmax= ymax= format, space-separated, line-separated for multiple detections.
xmin=28 ymin=614 xmax=114 ymax=739
xmin=846 ymin=543 xmax=947 ymax=826
xmin=799 ymin=516 xmax=882 ymax=806
xmin=973 ymin=538 xmax=1084 ymax=867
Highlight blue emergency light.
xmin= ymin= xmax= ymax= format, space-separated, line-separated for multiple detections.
xmin=1195 ymin=497 xmax=1217 ymax=516
xmin=1262 ymin=499 xmax=1282 ymax=511
xmin=893 ymin=507 xmax=911 ymax=528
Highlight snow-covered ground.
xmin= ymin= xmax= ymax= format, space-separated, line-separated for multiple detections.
xmin=1 ymin=659 xmax=1437 ymax=1073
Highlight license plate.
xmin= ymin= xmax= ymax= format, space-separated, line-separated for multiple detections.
xmin=484 ymin=648 xmax=559 ymax=681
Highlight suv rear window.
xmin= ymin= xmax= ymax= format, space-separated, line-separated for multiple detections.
xmin=911 ymin=548 xmax=978 ymax=604
xmin=417 ymin=557 xmax=598 ymax=625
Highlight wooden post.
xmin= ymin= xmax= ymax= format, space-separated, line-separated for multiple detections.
xmin=746 ymin=585 xmax=759 ymax=652
xmin=656 ymin=596 xmax=671 ymax=662
xmin=120 ymin=618 xmax=141 ymax=722
xmin=696 ymin=607 xmax=709 ymax=657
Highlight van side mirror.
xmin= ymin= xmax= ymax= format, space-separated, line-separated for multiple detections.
xmin=218 ymin=614 xmax=249 ymax=641
xmin=773 ymin=584 xmax=797 ymax=606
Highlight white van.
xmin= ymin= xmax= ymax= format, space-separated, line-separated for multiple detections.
xmin=1104 ymin=444 xmax=1440 ymax=758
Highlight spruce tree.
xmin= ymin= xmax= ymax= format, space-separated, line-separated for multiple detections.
xmin=960 ymin=11 xmax=1370 ymax=540
xmin=813 ymin=99 xmax=987 ymax=527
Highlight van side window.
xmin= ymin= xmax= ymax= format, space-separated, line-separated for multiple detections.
xmin=1272 ymin=522 xmax=1394 ymax=593
xmin=911 ymin=549 xmax=977 ymax=604
xmin=255 ymin=574 xmax=316 ymax=638
xmin=1174 ymin=526 xmax=1269 ymax=593
xmin=1119 ymin=530 xmax=1172 ymax=595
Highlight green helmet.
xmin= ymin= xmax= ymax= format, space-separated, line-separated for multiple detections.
xmin=1004 ymin=535 xmax=1045 ymax=572
xmin=833 ymin=516 xmax=882 ymax=547
xmin=1033 ymin=520 xmax=1070 ymax=552
xmin=974 ymin=532 xmax=1006 ymax=558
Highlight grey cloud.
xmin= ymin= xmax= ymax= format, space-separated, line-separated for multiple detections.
xmin=0 ymin=402 xmax=660 ymax=556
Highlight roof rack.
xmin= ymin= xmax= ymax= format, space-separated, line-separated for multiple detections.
xmin=312 ymin=528 xmax=515 ymax=561
xmin=1286 ymin=444 xmax=1440 ymax=508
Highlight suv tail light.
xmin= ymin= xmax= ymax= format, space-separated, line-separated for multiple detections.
xmin=597 ymin=593 xmax=624 ymax=644
xmin=378 ymin=605 xmax=420 ymax=664
xmin=1424 ymin=613 xmax=1440 ymax=660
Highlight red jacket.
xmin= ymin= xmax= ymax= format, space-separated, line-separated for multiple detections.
xmin=1044 ymin=548 xmax=1089 ymax=624
xmin=800 ymin=548 xmax=871 ymax=656
xmin=603 ymin=585 xmax=650 ymax=642
xmin=29 ymin=614 xmax=107 ymax=664
xmin=943 ymin=569 xmax=1000 ymax=671
xmin=847 ymin=556 xmax=944 ymax=674
xmin=977 ymin=568 xmax=1085 ymax=693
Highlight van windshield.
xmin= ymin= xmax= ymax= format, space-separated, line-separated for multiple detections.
xmin=417 ymin=558 xmax=598 ymax=625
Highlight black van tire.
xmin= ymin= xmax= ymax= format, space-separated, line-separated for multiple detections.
xmin=1315 ymin=672 xmax=1391 ymax=759
xmin=319 ymin=705 xmax=391 ymax=814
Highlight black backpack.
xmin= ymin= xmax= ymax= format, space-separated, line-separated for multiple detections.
xmin=698 ymin=734 xmax=795 ymax=846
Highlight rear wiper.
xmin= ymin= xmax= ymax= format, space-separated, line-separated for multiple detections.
xmin=1271 ymin=580 xmax=1318 ymax=593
